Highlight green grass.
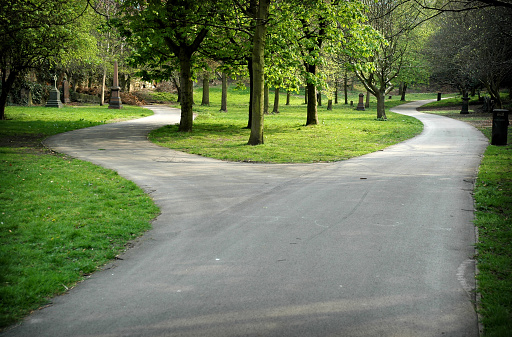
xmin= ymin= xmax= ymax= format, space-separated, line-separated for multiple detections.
xmin=149 ymin=86 xmax=430 ymax=163
xmin=0 ymin=105 xmax=159 ymax=329
xmin=419 ymin=106 xmax=512 ymax=336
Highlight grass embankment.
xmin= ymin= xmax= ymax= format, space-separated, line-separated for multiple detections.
xmin=150 ymin=86 xmax=429 ymax=163
xmin=0 ymin=105 xmax=160 ymax=329
xmin=421 ymin=99 xmax=512 ymax=337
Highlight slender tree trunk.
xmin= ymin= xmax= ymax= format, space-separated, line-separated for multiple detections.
xmin=304 ymin=86 xmax=308 ymax=104
xmin=220 ymin=72 xmax=227 ymax=112
xmin=246 ymin=58 xmax=253 ymax=129
xmin=201 ymin=71 xmax=210 ymax=106
xmin=248 ymin=0 xmax=269 ymax=145
xmin=286 ymin=91 xmax=290 ymax=105
xmin=100 ymin=65 xmax=106 ymax=106
xmin=334 ymin=81 xmax=338 ymax=104
xmin=317 ymin=90 xmax=322 ymax=106
xmin=376 ymin=92 xmax=387 ymax=119
xmin=400 ymin=82 xmax=407 ymax=101
xmin=344 ymin=72 xmax=348 ymax=104
xmin=327 ymin=99 xmax=333 ymax=110
xmin=264 ymin=83 xmax=269 ymax=114
xmin=365 ymin=90 xmax=370 ymax=108
xmin=0 ymin=70 xmax=17 ymax=120
xmin=178 ymin=53 xmax=194 ymax=132
xmin=272 ymin=87 xmax=280 ymax=113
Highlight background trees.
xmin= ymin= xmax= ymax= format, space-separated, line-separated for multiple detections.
xmin=0 ymin=0 xmax=94 ymax=119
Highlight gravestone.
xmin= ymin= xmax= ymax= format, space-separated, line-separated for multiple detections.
xmin=356 ymin=93 xmax=365 ymax=111
xmin=109 ymin=61 xmax=123 ymax=109
xmin=45 ymin=75 xmax=63 ymax=108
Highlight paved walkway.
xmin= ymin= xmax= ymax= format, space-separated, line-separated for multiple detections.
xmin=3 ymin=101 xmax=488 ymax=337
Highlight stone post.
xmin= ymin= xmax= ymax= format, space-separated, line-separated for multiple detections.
xmin=356 ymin=93 xmax=365 ymax=111
xmin=45 ymin=75 xmax=63 ymax=108
xmin=460 ymin=95 xmax=470 ymax=114
xmin=109 ymin=61 xmax=123 ymax=109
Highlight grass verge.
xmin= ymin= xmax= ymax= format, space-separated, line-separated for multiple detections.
xmin=0 ymin=105 xmax=160 ymax=330
xmin=149 ymin=86 xmax=430 ymax=163
xmin=420 ymin=101 xmax=512 ymax=337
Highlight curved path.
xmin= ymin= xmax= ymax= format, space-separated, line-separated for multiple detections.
xmin=4 ymin=101 xmax=488 ymax=337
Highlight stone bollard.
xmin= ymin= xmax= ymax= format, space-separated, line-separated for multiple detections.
xmin=356 ymin=93 xmax=365 ymax=111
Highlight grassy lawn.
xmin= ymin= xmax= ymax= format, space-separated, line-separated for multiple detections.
xmin=149 ymin=86 xmax=430 ymax=163
xmin=420 ymin=100 xmax=512 ymax=337
xmin=0 ymin=105 xmax=160 ymax=329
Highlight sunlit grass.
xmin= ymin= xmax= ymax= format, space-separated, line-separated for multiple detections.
xmin=149 ymin=85 xmax=430 ymax=163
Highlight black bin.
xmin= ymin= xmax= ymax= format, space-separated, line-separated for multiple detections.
xmin=491 ymin=109 xmax=509 ymax=145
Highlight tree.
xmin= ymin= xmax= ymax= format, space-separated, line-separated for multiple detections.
xmin=117 ymin=0 xmax=230 ymax=132
xmin=248 ymin=0 xmax=270 ymax=145
xmin=0 ymin=0 xmax=92 ymax=119
xmin=347 ymin=0 xmax=420 ymax=119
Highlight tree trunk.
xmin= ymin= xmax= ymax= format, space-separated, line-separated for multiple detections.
xmin=246 ymin=57 xmax=253 ymax=129
xmin=376 ymin=92 xmax=387 ymax=119
xmin=248 ymin=0 xmax=269 ymax=145
xmin=286 ymin=91 xmax=290 ymax=105
xmin=201 ymin=71 xmax=210 ymax=106
xmin=306 ymin=81 xmax=318 ymax=125
xmin=344 ymin=73 xmax=348 ymax=104
xmin=327 ymin=99 xmax=333 ymax=110
xmin=0 ymin=70 xmax=17 ymax=120
xmin=100 ymin=65 xmax=106 ymax=106
xmin=400 ymin=82 xmax=407 ymax=101
xmin=304 ymin=86 xmax=308 ymax=104
xmin=220 ymin=71 xmax=227 ymax=112
xmin=317 ymin=91 xmax=322 ymax=106
xmin=264 ymin=83 xmax=269 ymax=114
xmin=272 ymin=87 xmax=280 ymax=113
xmin=334 ymin=81 xmax=338 ymax=104
xmin=178 ymin=53 xmax=194 ymax=132
xmin=365 ymin=90 xmax=370 ymax=108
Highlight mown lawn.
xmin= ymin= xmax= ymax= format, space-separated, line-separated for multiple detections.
xmin=150 ymin=86 xmax=429 ymax=163
xmin=0 ymin=105 xmax=159 ymax=329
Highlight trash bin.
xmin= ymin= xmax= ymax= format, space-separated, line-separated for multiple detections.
xmin=491 ymin=109 xmax=509 ymax=145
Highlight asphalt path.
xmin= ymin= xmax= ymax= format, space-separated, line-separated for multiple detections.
xmin=3 ymin=101 xmax=488 ymax=337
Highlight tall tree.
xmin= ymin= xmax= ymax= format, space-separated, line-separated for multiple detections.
xmin=0 ymin=0 xmax=92 ymax=119
xmin=117 ymin=0 xmax=228 ymax=132
xmin=248 ymin=0 xmax=270 ymax=145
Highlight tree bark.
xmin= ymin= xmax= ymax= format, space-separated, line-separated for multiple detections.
xmin=286 ymin=91 xmax=290 ymax=105
xmin=220 ymin=71 xmax=227 ymax=112
xmin=101 ymin=65 xmax=106 ymax=106
xmin=400 ymin=82 xmax=407 ymax=101
xmin=272 ymin=87 xmax=280 ymax=113
xmin=334 ymin=81 xmax=338 ymax=104
xmin=376 ymin=92 xmax=387 ymax=119
xmin=246 ymin=57 xmax=253 ymax=129
xmin=201 ymin=71 xmax=210 ymax=106
xmin=0 ymin=69 xmax=17 ymax=120
xmin=248 ymin=0 xmax=269 ymax=145
xmin=344 ymin=73 xmax=348 ymax=104
xmin=264 ymin=83 xmax=269 ymax=114
xmin=306 ymin=82 xmax=318 ymax=125
xmin=178 ymin=53 xmax=194 ymax=132
xmin=327 ymin=99 xmax=333 ymax=110
xmin=365 ymin=90 xmax=370 ymax=108
xmin=304 ymin=86 xmax=308 ymax=104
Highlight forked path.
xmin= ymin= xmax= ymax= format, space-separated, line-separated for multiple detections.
xmin=4 ymin=101 xmax=488 ymax=337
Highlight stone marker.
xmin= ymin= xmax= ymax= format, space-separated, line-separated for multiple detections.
xmin=109 ymin=61 xmax=123 ymax=109
xmin=356 ymin=93 xmax=365 ymax=111
xmin=491 ymin=109 xmax=509 ymax=145
xmin=45 ymin=75 xmax=63 ymax=108
xmin=460 ymin=95 xmax=470 ymax=114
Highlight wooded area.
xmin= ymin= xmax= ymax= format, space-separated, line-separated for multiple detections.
xmin=1 ymin=0 xmax=511 ymax=143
